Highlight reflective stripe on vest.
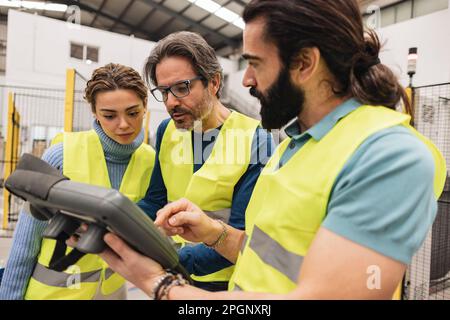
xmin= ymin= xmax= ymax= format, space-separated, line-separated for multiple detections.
xmin=25 ymin=130 xmax=155 ymax=300
xmin=248 ymin=225 xmax=304 ymax=284
xmin=32 ymin=263 xmax=102 ymax=287
xmin=159 ymin=111 xmax=260 ymax=283
xmin=229 ymin=106 xmax=446 ymax=293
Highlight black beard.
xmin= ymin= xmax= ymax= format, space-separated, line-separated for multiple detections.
xmin=250 ymin=66 xmax=305 ymax=130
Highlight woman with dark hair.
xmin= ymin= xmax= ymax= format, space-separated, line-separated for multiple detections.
xmin=96 ymin=0 xmax=445 ymax=299
xmin=0 ymin=63 xmax=155 ymax=300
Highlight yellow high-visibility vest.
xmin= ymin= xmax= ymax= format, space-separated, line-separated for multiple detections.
xmin=159 ymin=111 xmax=260 ymax=283
xmin=229 ymin=106 xmax=446 ymax=293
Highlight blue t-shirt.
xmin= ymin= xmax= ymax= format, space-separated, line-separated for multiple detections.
xmin=138 ymin=117 xmax=274 ymax=276
xmin=280 ymin=98 xmax=438 ymax=264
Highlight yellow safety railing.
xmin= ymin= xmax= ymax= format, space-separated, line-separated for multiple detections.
xmin=392 ymin=281 xmax=403 ymax=300
xmin=405 ymin=87 xmax=413 ymax=106
xmin=64 ymin=68 xmax=75 ymax=133
xmin=2 ymin=92 xmax=21 ymax=229
xmin=144 ymin=108 xmax=151 ymax=145
xmin=405 ymin=86 xmax=415 ymax=126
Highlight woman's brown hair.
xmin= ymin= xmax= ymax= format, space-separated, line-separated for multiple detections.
xmin=85 ymin=63 xmax=148 ymax=113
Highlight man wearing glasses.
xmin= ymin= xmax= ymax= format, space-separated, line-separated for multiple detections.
xmin=137 ymin=31 xmax=274 ymax=292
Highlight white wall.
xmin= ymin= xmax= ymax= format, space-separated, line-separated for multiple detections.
xmin=378 ymin=5 xmax=450 ymax=87
xmin=3 ymin=10 xmax=238 ymax=144
xmin=227 ymin=69 xmax=260 ymax=119
xmin=6 ymin=10 xmax=158 ymax=88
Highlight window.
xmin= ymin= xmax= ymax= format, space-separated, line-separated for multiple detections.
xmin=381 ymin=6 xmax=395 ymax=27
xmin=396 ymin=0 xmax=412 ymax=23
xmin=86 ymin=46 xmax=99 ymax=63
xmin=70 ymin=42 xmax=84 ymax=60
xmin=365 ymin=0 xmax=449 ymax=28
xmin=414 ymin=0 xmax=448 ymax=18
xmin=70 ymin=42 xmax=99 ymax=64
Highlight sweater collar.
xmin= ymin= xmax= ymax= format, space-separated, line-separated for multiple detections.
xmin=93 ymin=120 xmax=144 ymax=163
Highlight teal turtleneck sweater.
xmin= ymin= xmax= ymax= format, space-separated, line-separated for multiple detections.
xmin=0 ymin=121 xmax=145 ymax=300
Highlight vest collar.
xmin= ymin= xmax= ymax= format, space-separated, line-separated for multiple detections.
xmin=285 ymin=98 xmax=361 ymax=142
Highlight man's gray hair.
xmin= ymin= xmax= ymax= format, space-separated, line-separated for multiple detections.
xmin=144 ymin=31 xmax=224 ymax=98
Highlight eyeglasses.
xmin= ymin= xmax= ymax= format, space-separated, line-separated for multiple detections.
xmin=151 ymin=76 xmax=204 ymax=102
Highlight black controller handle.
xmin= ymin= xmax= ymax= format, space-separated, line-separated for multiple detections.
xmin=76 ymin=224 xmax=108 ymax=254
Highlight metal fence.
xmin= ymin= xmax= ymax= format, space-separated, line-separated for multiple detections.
xmin=405 ymin=82 xmax=450 ymax=300
xmin=0 ymin=85 xmax=66 ymax=237
xmin=73 ymin=70 xmax=92 ymax=132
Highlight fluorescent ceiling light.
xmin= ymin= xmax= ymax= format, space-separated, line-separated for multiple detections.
xmin=188 ymin=0 xmax=245 ymax=30
xmin=193 ymin=0 xmax=220 ymax=13
xmin=0 ymin=1 xmax=68 ymax=12
xmin=215 ymin=7 xmax=240 ymax=23
xmin=233 ymin=18 xmax=245 ymax=30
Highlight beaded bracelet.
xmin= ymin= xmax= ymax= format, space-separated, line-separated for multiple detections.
xmin=150 ymin=272 xmax=174 ymax=300
xmin=157 ymin=273 xmax=189 ymax=300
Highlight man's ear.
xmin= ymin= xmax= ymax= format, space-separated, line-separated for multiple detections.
xmin=210 ymin=73 xmax=221 ymax=96
xmin=290 ymin=47 xmax=321 ymax=85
